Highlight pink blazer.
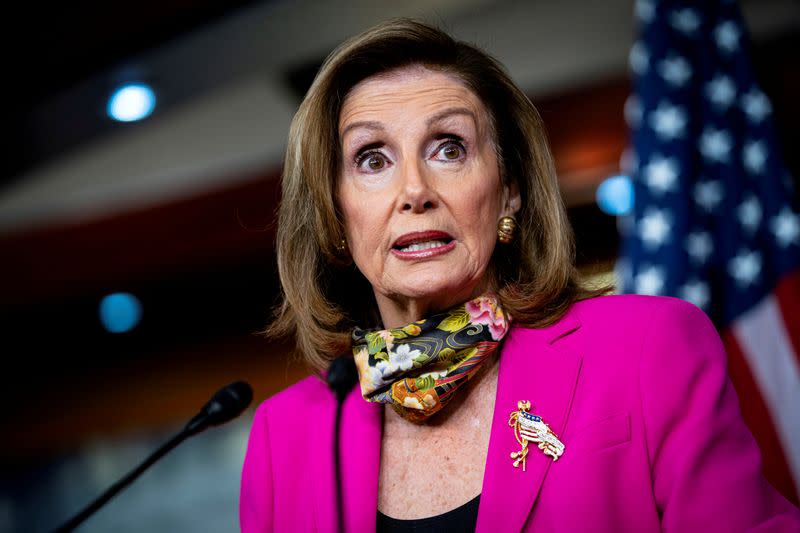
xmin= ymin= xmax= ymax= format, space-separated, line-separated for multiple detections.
xmin=240 ymin=295 xmax=800 ymax=531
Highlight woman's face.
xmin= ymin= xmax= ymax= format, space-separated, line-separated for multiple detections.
xmin=337 ymin=66 xmax=520 ymax=325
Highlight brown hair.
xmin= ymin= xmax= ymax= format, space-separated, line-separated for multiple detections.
xmin=268 ymin=18 xmax=608 ymax=372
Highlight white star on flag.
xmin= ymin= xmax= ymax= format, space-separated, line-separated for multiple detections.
xmin=714 ymin=20 xmax=740 ymax=53
xmin=743 ymin=140 xmax=767 ymax=174
xmin=635 ymin=265 xmax=666 ymax=295
xmin=741 ymin=88 xmax=772 ymax=122
xmin=649 ymin=101 xmax=687 ymax=140
xmin=694 ymin=180 xmax=723 ymax=212
xmin=706 ymin=75 xmax=736 ymax=109
xmin=679 ymin=279 xmax=710 ymax=310
xmin=699 ymin=127 xmax=732 ymax=163
xmin=770 ymin=207 xmax=800 ymax=247
xmin=737 ymin=195 xmax=762 ymax=234
xmin=644 ymin=155 xmax=679 ymax=194
xmin=635 ymin=0 xmax=655 ymax=23
xmin=670 ymin=8 xmax=701 ymax=35
xmin=685 ymin=231 xmax=714 ymax=264
xmin=728 ymin=249 xmax=762 ymax=287
xmin=658 ymin=55 xmax=692 ymax=86
xmin=639 ymin=208 xmax=672 ymax=250
xmin=629 ymin=42 xmax=649 ymax=75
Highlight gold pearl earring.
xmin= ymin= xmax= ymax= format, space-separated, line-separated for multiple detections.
xmin=497 ymin=216 xmax=517 ymax=244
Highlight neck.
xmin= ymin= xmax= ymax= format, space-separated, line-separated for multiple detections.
xmin=374 ymin=282 xmax=490 ymax=329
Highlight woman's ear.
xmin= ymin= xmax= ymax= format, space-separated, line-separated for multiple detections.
xmin=503 ymin=180 xmax=522 ymax=216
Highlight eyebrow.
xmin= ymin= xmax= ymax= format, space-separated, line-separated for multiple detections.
xmin=340 ymin=120 xmax=384 ymax=139
xmin=340 ymin=107 xmax=478 ymax=139
xmin=426 ymin=107 xmax=477 ymax=126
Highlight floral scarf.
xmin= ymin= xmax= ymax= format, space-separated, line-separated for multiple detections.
xmin=352 ymin=294 xmax=510 ymax=422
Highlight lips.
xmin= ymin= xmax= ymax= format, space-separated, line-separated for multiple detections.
xmin=393 ymin=230 xmax=453 ymax=248
xmin=391 ymin=230 xmax=456 ymax=259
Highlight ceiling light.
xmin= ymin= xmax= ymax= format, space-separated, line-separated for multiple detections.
xmin=107 ymin=83 xmax=156 ymax=122
xmin=99 ymin=292 xmax=142 ymax=333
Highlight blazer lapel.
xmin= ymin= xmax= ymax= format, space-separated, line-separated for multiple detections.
xmin=476 ymin=317 xmax=582 ymax=532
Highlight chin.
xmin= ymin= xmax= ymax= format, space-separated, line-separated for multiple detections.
xmin=396 ymin=274 xmax=478 ymax=303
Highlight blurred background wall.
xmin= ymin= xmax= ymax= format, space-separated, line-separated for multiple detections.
xmin=1 ymin=0 xmax=797 ymax=531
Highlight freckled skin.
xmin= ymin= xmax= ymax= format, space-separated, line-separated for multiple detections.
xmin=338 ymin=66 xmax=516 ymax=519
xmin=337 ymin=67 xmax=521 ymax=329
xmin=378 ymin=356 xmax=499 ymax=518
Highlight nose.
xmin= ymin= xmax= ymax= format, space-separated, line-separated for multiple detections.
xmin=397 ymin=159 xmax=438 ymax=213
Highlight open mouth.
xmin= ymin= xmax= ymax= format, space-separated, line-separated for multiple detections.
xmin=395 ymin=239 xmax=451 ymax=253
xmin=392 ymin=231 xmax=455 ymax=257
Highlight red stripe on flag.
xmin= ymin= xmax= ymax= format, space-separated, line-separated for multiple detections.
xmin=722 ymin=329 xmax=799 ymax=506
xmin=774 ymin=269 xmax=800 ymax=365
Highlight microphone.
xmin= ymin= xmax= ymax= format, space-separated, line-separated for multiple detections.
xmin=326 ymin=356 xmax=358 ymax=533
xmin=184 ymin=380 xmax=253 ymax=435
xmin=327 ymin=356 xmax=358 ymax=401
xmin=54 ymin=381 xmax=253 ymax=533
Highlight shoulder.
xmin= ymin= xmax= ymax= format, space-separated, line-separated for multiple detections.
xmin=252 ymin=373 xmax=332 ymax=427
xmin=241 ymin=376 xmax=332 ymax=531
xmin=511 ymin=293 xmax=718 ymax=355
xmin=568 ymin=293 xmax=719 ymax=350
xmin=245 ymin=374 xmax=335 ymax=480
xmin=262 ymin=373 xmax=331 ymax=408
xmin=561 ymin=294 xmax=727 ymax=405
xmin=570 ymin=293 xmax=711 ymax=327
xmin=507 ymin=294 xmax=724 ymax=385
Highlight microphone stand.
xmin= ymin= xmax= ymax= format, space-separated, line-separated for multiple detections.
xmin=54 ymin=428 xmax=192 ymax=533
xmin=326 ymin=357 xmax=358 ymax=533
xmin=53 ymin=381 xmax=252 ymax=533
xmin=333 ymin=397 xmax=347 ymax=533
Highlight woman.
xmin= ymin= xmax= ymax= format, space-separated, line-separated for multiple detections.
xmin=240 ymin=19 xmax=799 ymax=532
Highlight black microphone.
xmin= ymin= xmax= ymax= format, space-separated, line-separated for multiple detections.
xmin=327 ymin=356 xmax=358 ymax=401
xmin=184 ymin=380 xmax=253 ymax=435
xmin=326 ymin=357 xmax=358 ymax=533
xmin=54 ymin=381 xmax=253 ymax=533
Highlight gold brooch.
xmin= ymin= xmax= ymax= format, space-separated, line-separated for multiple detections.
xmin=508 ymin=400 xmax=565 ymax=470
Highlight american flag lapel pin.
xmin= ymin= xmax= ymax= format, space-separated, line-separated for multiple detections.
xmin=508 ymin=400 xmax=565 ymax=470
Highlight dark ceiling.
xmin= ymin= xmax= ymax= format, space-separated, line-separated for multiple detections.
xmin=6 ymin=0 xmax=260 ymax=185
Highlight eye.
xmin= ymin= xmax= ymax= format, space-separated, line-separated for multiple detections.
xmin=356 ymin=150 xmax=389 ymax=172
xmin=434 ymin=140 xmax=466 ymax=161
xmin=443 ymin=145 xmax=460 ymax=159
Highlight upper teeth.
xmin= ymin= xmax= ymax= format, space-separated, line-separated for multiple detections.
xmin=399 ymin=240 xmax=447 ymax=252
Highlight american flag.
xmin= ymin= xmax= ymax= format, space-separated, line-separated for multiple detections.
xmin=619 ymin=0 xmax=800 ymax=504
xmin=519 ymin=412 xmax=544 ymax=442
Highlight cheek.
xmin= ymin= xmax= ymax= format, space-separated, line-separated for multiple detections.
xmin=338 ymin=184 xmax=366 ymax=230
xmin=458 ymin=180 xmax=504 ymax=235
xmin=338 ymin=186 xmax=386 ymax=259
xmin=473 ymin=214 xmax=500 ymax=262
xmin=462 ymin=186 xmax=504 ymax=257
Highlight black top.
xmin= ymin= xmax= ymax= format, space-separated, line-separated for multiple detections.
xmin=376 ymin=495 xmax=480 ymax=533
